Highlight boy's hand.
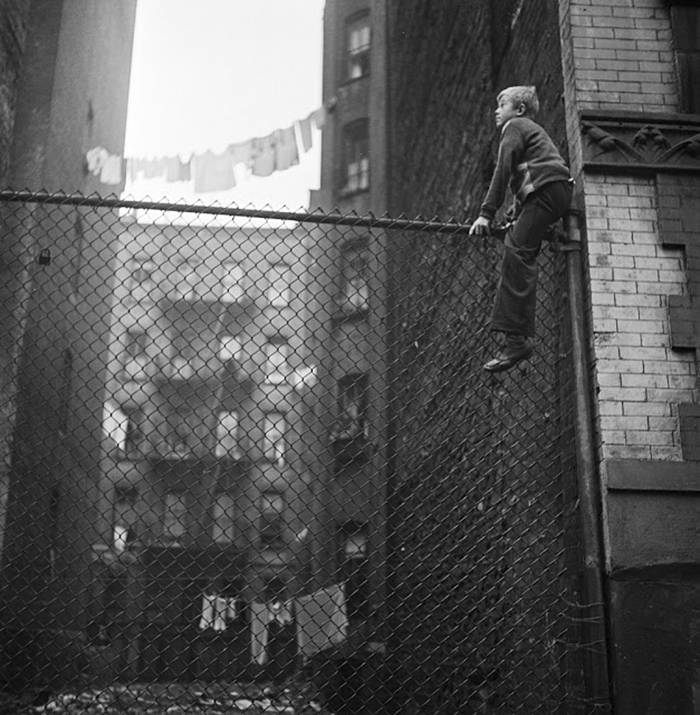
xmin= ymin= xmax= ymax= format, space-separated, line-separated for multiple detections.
xmin=469 ymin=216 xmax=491 ymax=237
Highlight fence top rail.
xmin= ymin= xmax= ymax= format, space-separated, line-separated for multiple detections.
xmin=0 ymin=189 xmax=473 ymax=235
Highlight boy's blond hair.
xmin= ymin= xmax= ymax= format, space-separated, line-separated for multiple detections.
xmin=497 ymin=85 xmax=539 ymax=117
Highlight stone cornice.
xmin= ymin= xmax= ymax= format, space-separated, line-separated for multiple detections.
xmin=580 ymin=110 xmax=700 ymax=174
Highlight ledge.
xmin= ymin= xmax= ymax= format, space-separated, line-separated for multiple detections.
xmin=606 ymin=458 xmax=700 ymax=492
xmin=579 ymin=110 xmax=700 ymax=174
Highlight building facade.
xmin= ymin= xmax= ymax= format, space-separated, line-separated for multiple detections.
xmin=364 ymin=0 xmax=700 ymax=712
xmin=311 ymin=0 xmax=390 ymax=642
xmin=96 ymin=217 xmax=317 ymax=677
xmin=0 ymin=0 xmax=137 ymax=689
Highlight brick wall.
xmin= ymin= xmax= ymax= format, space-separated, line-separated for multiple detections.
xmin=568 ymin=0 xmax=678 ymax=112
xmin=584 ymin=175 xmax=696 ymax=461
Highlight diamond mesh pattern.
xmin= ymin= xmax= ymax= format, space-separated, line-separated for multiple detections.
xmin=0 ymin=192 xmax=606 ymax=714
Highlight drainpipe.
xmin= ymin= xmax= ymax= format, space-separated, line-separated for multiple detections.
xmin=565 ymin=209 xmax=612 ymax=710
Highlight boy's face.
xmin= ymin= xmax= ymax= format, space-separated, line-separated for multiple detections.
xmin=495 ymin=96 xmax=522 ymax=128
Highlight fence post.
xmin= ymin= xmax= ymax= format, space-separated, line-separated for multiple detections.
xmin=565 ymin=209 xmax=612 ymax=710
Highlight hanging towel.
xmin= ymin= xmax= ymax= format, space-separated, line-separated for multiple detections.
xmin=310 ymin=107 xmax=326 ymax=130
xmin=250 ymin=601 xmax=270 ymax=665
xmin=213 ymin=596 xmax=228 ymax=632
xmin=199 ymin=594 xmax=215 ymax=630
xmin=295 ymin=583 xmax=348 ymax=661
xmin=229 ymin=141 xmax=253 ymax=168
xmin=273 ymin=126 xmax=299 ymax=172
xmin=250 ymin=135 xmax=275 ymax=177
xmin=193 ymin=150 xmax=236 ymax=193
xmin=100 ymin=153 xmax=122 ymax=185
xmin=296 ymin=116 xmax=313 ymax=153
xmin=226 ymin=597 xmax=238 ymax=622
xmin=86 ymin=147 xmax=109 ymax=176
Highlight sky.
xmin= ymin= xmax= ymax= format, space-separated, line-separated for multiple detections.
xmin=123 ymin=0 xmax=325 ymax=211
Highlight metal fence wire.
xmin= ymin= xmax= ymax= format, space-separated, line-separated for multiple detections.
xmin=0 ymin=191 xmax=606 ymax=714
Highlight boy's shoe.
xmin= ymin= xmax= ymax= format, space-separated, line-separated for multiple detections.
xmin=483 ymin=335 xmax=533 ymax=372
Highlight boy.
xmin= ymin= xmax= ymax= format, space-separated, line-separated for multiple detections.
xmin=469 ymin=85 xmax=572 ymax=372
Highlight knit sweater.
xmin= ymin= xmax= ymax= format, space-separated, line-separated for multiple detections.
xmin=479 ymin=116 xmax=570 ymax=220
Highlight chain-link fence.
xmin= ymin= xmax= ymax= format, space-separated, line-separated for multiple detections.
xmin=0 ymin=191 xmax=607 ymax=714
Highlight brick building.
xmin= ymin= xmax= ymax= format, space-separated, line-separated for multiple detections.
xmin=95 ymin=217 xmax=318 ymax=678
xmin=316 ymin=0 xmax=700 ymax=711
xmin=0 ymin=0 xmax=137 ymax=689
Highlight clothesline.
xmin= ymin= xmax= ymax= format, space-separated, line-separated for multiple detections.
xmin=86 ymin=106 xmax=326 ymax=193
xmin=198 ymin=582 xmax=348 ymax=666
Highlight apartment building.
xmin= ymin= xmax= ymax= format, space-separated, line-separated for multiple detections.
xmin=97 ymin=217 xmax=317 ymax=677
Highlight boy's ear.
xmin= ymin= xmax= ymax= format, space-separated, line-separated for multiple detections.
xmin=516 ymin=103 xmax=526 ymax=116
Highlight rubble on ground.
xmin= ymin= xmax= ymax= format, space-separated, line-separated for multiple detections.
xmin=0 ymin=680 xmax=334 ymax=714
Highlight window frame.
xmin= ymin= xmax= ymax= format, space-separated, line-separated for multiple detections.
xmin=215 ymin=410 xmax=241 ymax=460
xmin=264 ymin=339 xmax=290 ymax=384
xmin=345 ymin=11 xmax=371 ymax=81
xmin=220 ymin=259 xmax=244 ymax=303
xmin=259 ymin=490 xmax=285 ymax=548
xmin=163 ymin=492 xmax=187 ymax=543
xmin=668 ymin=2 xmax=700 ymax=113
xmin=211 ymin=492 xmax=236 ymax=544
xmin=267 ymin=262 xmax=292 ymax=307
xmin=340 ymin=246 xmax=370 ymax=314
xmin=126 ymin=256 xmax=156 ymax=301
xmin=262 ymin=411 xmax=286 ymax=466
xmin=341 ymin=119 xmax=370 ymax=194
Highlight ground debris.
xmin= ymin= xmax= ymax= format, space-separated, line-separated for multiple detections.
xmin=0 ymin=680 xmax=333 ymax=715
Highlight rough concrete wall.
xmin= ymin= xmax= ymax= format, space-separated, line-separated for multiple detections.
xmin=0 ymin=0 xmax=29 ymax=182
xmin=383 ymin=1 xmax=582 ymax=710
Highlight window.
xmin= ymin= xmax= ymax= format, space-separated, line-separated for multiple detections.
xmin=340 ymin=248 xmax=369 ymax=313
xmin=264 ymin=340 xmax=289 ymax=384
xmin=127 ymin=257 xmax=155 ymax=299
xmin=259 ymin=491 xmax=284 ymax=547
xmin=267 ymin=263 xmax=291 ymax=307
xmin=263 ymin=412 xmax=286 ymax=466
xmin=669 ymin=3 xmax=700 ymax=112
xmin=219 ymin=335 xmax=242 ymax=362
xmin=169 ymin=330 xmax=196 ymax=379
xmin=341 ymin=120 xmax=369 ymax=193
xmin=122 ymin=328 xmax=148 ymax=381
xmin=346 ymin=13 xmax=370 ymax=80
xmin=173 ymin=259 xmax=202 ymax=301
xmin=331 ymin=373 xmax=368 ymax=441
xmin=221 ymin=260 xmax=244 ymax=303
xmin=163 ymin=492 xmax=186 ymax=543
xmin=212 ymin=493 xmax=236 ymax=544
xmin=166 ymin=411 xmax=193 ymax=458
xmin=123 ymin=411 xmax=144 ymax=459
xmin=113 ymin=486 xmax=138 ymax=552
xmin=216 ymin=411 xmax=241 ymax=459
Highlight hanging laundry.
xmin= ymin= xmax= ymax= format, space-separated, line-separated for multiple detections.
xmin=100 ymin=153 xmax=122 ymax=185
xmin=212 ymin=596 xmax=228 ymax=632
xmin=250 ymin=135 xmax=276 ymax=177
xmin=250 ymin=599 xmax=294 ymax=665
xmin=310 ymin=107 xmax=326 ymax=130
xmin=273 ymin=126 xmax=299 ymax=172
xmin=86 ymin=146 xmax=109 ymax=176
xmin=143 ymin=157 xmax=167 ymax=179
xmin=164 ymin=155 xmax=192 ymax=182
xmin=295 ymin=583 xmax=348 ymax=661
xmin=199 ymin=594 xmax=215 ymax=631
xmin=193 ymin=149 xmax=236 ymax=193
xmin=229 ymin=141 xmax=253 ymax=169
xmin=199 ymin=594 xmax=237 ymax=631
xmin=251 ymin=601 xmax=270 ymax=665
xmin=296 ymin=115 xmax=313 ymax=153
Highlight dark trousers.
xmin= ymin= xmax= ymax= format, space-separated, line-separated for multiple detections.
xmin=491 ymin=179 xmax=573 ymax=337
